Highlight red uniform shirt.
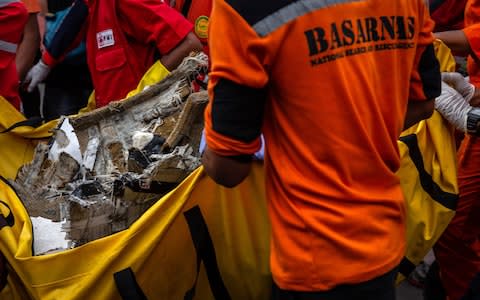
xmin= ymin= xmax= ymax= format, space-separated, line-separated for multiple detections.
xmin=86 ymin=0 xmax=192 ymax=107
xmin=42 ymin=0 xmax=193 ymax=108
xmin=0 ymin=0 xmax=28 ymax=110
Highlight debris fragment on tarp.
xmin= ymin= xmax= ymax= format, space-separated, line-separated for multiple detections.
xmin=12 ymin=53 xmax=209 ymax=254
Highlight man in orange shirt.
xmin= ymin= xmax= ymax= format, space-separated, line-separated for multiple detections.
xmin=203 ymin=0 xmax=440 ymax=299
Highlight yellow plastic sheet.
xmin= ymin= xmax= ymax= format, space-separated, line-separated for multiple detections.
xmin=0 ymin=44 xmax=459 ymax=297
xmin=0 ymin=164 xmax=271 ymax=300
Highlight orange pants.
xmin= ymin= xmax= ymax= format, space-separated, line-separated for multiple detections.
xmin=435 ymin=135 xmax=480 ymax=300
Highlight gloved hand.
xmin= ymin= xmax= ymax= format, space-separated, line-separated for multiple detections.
xmin=24 ymin=60 xmax=51 ymax=92
xmin=435 ymin=81 xmax=472 ymax=132
xmin=441 ymin=72 xmax=475 ymax=102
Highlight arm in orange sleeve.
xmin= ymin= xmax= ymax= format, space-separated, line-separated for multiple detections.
xmin=406 ymin=0 xmax=440 ymax=129
xmin=202 ymin=0 xmax=271 ymax=186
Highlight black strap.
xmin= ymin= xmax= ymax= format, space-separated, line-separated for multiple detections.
xmin=398 ymin=257 xmax=417 ymax=278
xmin=181 ymin=0 xmax=193 ymax=17
xmin=114 ymin=268 xmax=148 ymax=300
xmin=399 ymin=134 xmax=458 ymax=210
xmin=183 ymin=206 xmax=231 ymax=300
xmin=0 ymin=200 xmax=14 ymax=230
xmin=1 ymin=116 xmax=44 ymax=134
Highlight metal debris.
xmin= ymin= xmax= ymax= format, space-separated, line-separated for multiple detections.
xmin=12 ymin=53 xmax=209 ymax=254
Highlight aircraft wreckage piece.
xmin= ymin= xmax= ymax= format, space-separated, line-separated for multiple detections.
xmin=12 ymin=54 xmax=209 ymax=253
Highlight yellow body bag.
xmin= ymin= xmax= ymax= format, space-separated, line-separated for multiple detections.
xmin=395 ymin=40 xmax=458 ymax=279
xmin=0 ymin=164 xmax=271 ymax=300
xmin=0 ymin=46 xmax=458 ymax=298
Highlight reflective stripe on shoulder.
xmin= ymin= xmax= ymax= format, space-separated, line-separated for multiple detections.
xmin=0 ymin=40 xmax=17 ymax=54
xmin=253 ymin=0 xmax=364 ymax=37
xmin=0 ymin=0 xmax=19 ymax=8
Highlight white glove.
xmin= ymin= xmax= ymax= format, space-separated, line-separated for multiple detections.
xmin=441 ymin=72 xmax=475 ymax=102
xmin=435 ymin=81 xmax=472 ymax=132
xmin=25 ymin=60 xmax=51 ymax=92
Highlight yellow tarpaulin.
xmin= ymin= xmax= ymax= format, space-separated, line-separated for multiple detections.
xmin=0 ymin=43 xmax=459 ymax=298
xmin=0 ymin=164 xmax=270 ymax=300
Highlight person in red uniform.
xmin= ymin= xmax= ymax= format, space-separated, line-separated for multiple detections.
xmin=433 ymin=1 xmax=480 ymax=299
xmin=203 ymin=0 xmax=440 ymax=299
xmin=0 ymin=0 xmax=28 ymax=110
xmin=25 ymin=0 xmax=202 ymax=108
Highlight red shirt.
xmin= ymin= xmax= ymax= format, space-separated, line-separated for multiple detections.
xmin=86 ymin=0 xmax=192 ymax=107
xmin=42 ymin=0 xmax=193 ymax=108
xmin=0 ymin=1 xmax=28 ymax=110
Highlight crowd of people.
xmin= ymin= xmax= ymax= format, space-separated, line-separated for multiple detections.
xmin=1 ymin=0 xmax=480 ymax=299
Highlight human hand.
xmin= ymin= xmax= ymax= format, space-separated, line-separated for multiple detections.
xmin=24 ymin=60 xmax=51 ymax=92
xmin=441 ymin=72 xmax=475 ymax=102
xmin=435 ymin=81 xmax=472 ymax=131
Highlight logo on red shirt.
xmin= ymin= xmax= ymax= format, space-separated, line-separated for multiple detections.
xmin=97 ymin=29 xmax=115 ymax=49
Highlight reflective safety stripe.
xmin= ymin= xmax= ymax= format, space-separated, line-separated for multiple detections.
xmin=0 ymin=0 xmax=19 ymax=8
xmin=253 ymin=0 xmax=364 ymax=37
xmin=0 ymin=40 xmax=17 ymax=54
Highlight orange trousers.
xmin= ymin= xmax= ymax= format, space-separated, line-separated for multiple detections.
xmin=435 ymin=135 xmax=480 ymax=300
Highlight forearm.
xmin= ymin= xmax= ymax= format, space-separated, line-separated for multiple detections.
xmin=202 ymin=146 xmax=252 ymax=188
xmin=434 ymin=31 xmax=471 ymax=56
xmin=16 ymin=14 xmax=40 ymax=80
xmin=160 ymin=32 xmax=202 ymax=71
xmin=403 ymin=99 xmax=435 ymax=130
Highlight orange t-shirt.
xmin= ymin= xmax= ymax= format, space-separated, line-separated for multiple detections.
xmin=205 ymin=0 xmax=439 ymax=291
xmin=21 ymin=0 xmax=40 ymax=13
